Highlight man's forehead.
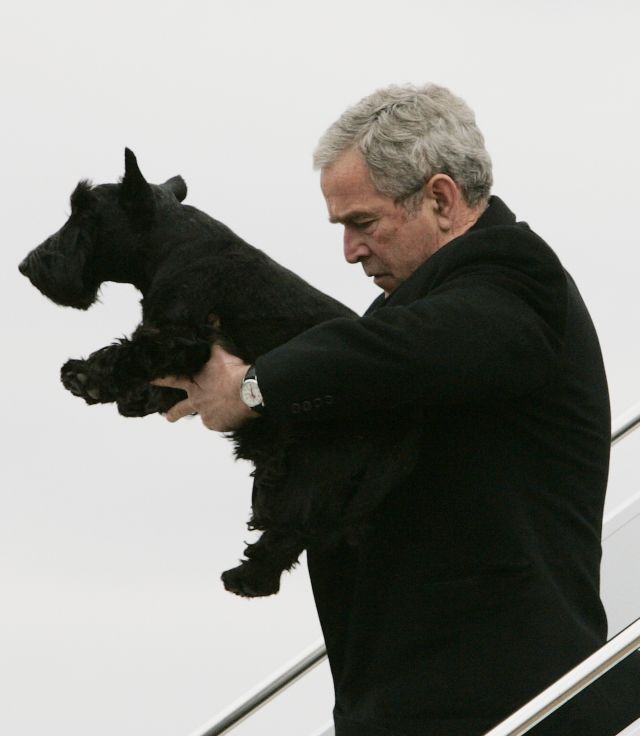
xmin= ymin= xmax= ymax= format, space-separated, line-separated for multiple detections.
xmin=321 ymin=149 xmax=388 ymax=223
xmin=320 ymin=148 xmax=371 ymax=192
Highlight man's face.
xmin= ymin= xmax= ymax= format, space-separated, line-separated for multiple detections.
xmin=321 ymin=148 xmax=443 ymax=295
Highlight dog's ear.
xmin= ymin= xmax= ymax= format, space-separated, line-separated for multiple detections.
xmin=121 ymin=148 xmax=155 ymax=226
xmin=161 ymin=175 xmax=187 ymax=202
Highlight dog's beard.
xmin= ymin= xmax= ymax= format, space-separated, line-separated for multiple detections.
xmin=19 ymin=246 xmax=99 ymax=310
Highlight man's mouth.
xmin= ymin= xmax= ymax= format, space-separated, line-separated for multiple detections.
xmin=362 ymin=263 xmax=388 ymax=286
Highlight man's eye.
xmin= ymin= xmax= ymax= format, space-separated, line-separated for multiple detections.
xmin=355 ymin=220 xmax=375 ymax=230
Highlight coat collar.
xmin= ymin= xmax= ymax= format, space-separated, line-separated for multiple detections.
xmin=364 ymin=195 xmax=517 ymax=315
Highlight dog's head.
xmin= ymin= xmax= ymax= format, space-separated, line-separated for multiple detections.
xmin=18 ymin=148 xmax=187 ymax=309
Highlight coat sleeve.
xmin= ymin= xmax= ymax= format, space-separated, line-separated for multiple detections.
xmin=254 ymin=250 xmax=568 ymax=422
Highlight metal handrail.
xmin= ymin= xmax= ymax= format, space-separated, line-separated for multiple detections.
xmin=190 ymin=404 xmax=640 ymax=736
xmin=187 ymin=640 xmax=327 ymax=736
xmin=612 ymin=400 xmax=640 ymax=446
xmin=483 ymin=617 xmax=640 ymax=736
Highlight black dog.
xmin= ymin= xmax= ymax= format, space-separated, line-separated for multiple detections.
xmin=19 ymin=149 xmax=421 ymax=597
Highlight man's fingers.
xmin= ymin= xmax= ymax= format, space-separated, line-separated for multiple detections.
xmin=164 ymin=398 xmax=197 ymax=423
xmin=151 ymin=375 xmax=190 ymax=391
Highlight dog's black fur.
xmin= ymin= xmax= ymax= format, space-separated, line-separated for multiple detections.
xmin=19 ymin=149 xmax=422 ymax=597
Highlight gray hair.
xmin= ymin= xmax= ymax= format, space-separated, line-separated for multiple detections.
xmin=313 ymin=83 xmax=493 ymax=208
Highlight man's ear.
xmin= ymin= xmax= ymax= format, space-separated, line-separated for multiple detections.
xmin=121 ymin=148 xmax=155 ymax=225
xmin=161 ymin=175 xmax=187 ymax=202
xmin=425 ymin=174 xmax=459 ymax=227
xmin=425 ymin=174 xmax=460 ymax=217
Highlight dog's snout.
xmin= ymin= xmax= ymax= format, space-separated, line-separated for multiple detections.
xmin=19 ymin=239 xmax=59 ymax=278
xmin=18 ymin=255 xmax=31 ymax=276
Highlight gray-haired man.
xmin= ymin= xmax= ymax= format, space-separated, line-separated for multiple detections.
xmin=156 ymin=84 xmax=640 ymax=735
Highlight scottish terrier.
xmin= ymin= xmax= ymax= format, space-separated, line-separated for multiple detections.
xmin=19 ymin=149 xmax=421 ymax=597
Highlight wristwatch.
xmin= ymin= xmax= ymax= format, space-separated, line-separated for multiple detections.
xmin=240 ymin=365 xmax=265 ymax=412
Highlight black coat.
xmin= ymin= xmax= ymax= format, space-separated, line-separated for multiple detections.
xmin=255 ymin=197 xmax=640 ymax=735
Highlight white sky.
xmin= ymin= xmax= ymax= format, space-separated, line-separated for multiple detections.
xmin=2 ymin=1 xmax=640 ymax=735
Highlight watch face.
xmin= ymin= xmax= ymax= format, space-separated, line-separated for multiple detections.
xmin=241 ymin=378 xmax=263 ymax=407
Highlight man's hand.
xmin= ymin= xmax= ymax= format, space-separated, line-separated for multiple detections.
xmin=151 ymin=344 xmax=258 ymax=431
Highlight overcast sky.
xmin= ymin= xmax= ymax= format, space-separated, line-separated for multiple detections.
xmin=2 ymin=2 xmax=640 ymax=735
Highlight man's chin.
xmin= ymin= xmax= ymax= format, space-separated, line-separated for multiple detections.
xmin=373 ymin=274 xmax=395 ymax=292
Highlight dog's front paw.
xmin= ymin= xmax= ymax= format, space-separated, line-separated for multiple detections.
xmin=61 ymin=359 xmax=101 ymax=403
xmin=61 ymin=358 xmax=117 ymax=404
xmin=116 ymin=385 xmax=186 ymax=417
xmin=221 ymin=560 xmax=282 ymax=598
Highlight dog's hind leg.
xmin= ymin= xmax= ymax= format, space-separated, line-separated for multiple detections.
xmin=221 ymin=530 xmax=305 ymax=598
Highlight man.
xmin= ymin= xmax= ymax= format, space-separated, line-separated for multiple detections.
xmin=153 ymin=85 xmax=640 ymax=735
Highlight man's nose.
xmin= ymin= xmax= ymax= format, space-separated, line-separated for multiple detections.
xmin=343 ymin=226 xmax=370 ymax=264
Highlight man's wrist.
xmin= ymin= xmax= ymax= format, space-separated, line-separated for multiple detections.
xmin=240 ymin=364 xmax=265 ymax=413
